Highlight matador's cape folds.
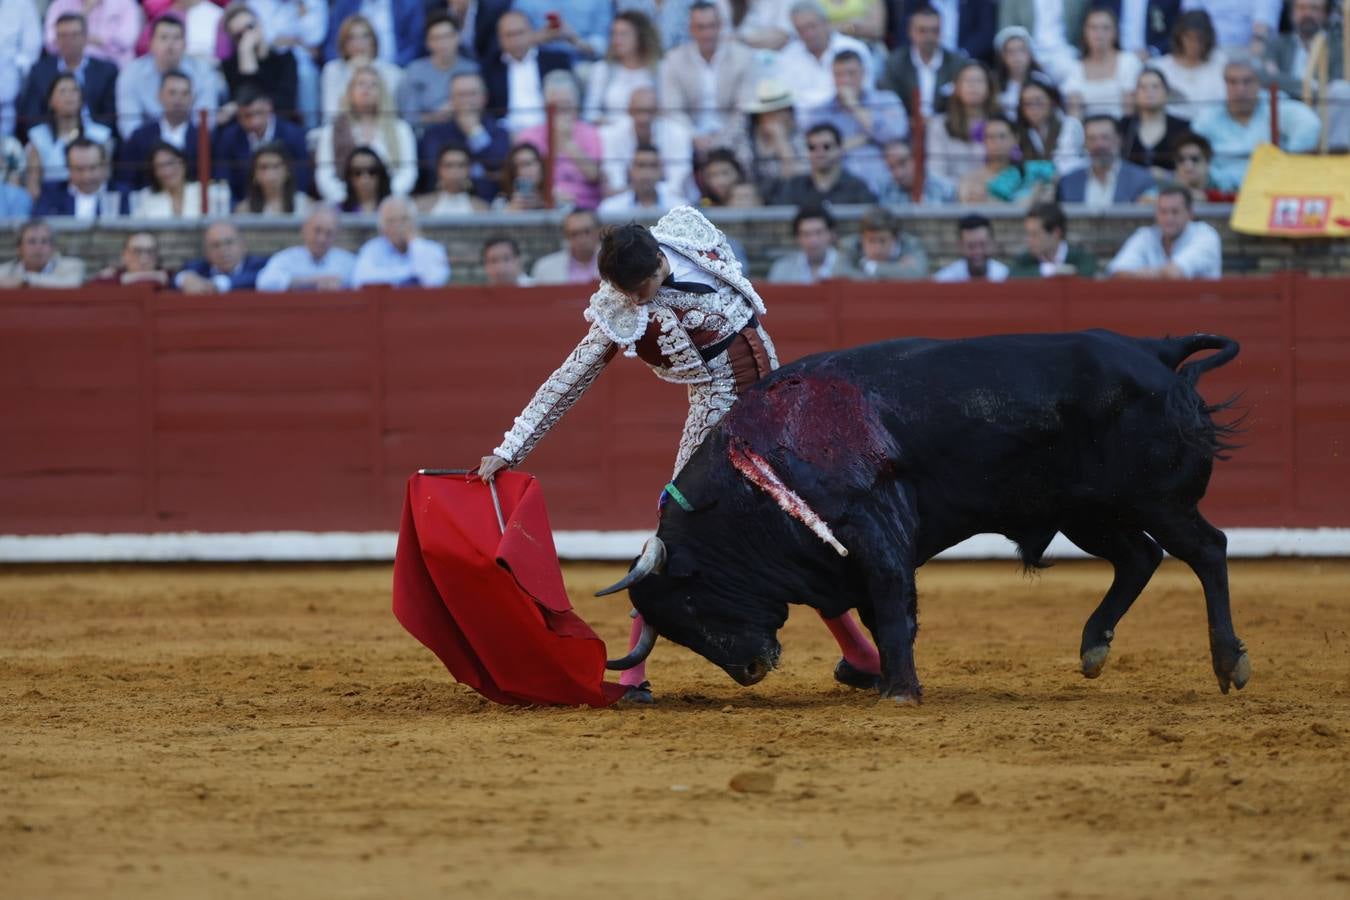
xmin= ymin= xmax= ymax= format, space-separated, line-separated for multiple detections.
xmin=392 ymin=470 xmax=626 ymax=707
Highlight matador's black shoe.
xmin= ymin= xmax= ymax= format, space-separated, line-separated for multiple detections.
xmin=834 ymin=658 xmax=881 ymax=690
xmin=619 ymin=681 xmax=655 ymax=704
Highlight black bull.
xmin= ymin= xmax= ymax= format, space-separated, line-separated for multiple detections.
xmin=603 ymin=330 xmax=1248 ymax=702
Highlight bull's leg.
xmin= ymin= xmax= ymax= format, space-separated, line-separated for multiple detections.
xmin=1061 ymin=524 xmax=1163 ymax=678
xmin=868 ymin=565 xmax=922 ymax=703
xmin=1143 ymin=508 xmax=1249 ymax=694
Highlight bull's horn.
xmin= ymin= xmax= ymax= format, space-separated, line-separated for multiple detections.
xmin=605 ymin=623 xmax=657 ymax=670
xmin=594 ymin=536 xmax=667 ymax=597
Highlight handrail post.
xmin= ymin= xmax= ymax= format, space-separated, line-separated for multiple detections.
xmin=1269 ymin=82 xmax=1280 ymax=148
xmin=197 ymin=107 xmax=211 ymax=216
xmin=911 ymin=88 xmax=925 ymax=203
xmin=543 ymin=101 xmax=555 ymax=209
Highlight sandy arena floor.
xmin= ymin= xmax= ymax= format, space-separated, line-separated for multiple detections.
xmin=1 ymin=559 xmax=1348 ymax=898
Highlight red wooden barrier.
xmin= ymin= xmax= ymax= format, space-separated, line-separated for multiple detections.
xmin=2 ymin=275 xmax=1347 ymax=535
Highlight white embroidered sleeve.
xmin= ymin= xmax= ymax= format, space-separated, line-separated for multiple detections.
xmin=492 ymin=323 xmax=616 ymax=465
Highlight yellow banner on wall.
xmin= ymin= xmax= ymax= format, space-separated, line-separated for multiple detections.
xmin=1230 ymin=144 xmax=1350 ymax=238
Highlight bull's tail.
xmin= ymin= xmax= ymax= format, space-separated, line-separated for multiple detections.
xmin=1161 ymin=333 xmax=1240 ymax=386
xmin=1159 ymin=334 xmax=1245 ymax=460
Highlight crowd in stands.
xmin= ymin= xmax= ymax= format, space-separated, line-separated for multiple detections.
xmin=0 ymin=0 xmax=1346 ymax=288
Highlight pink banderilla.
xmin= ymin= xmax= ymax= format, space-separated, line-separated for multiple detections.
xmin=728 ymin=443 xmax=848 ymax=557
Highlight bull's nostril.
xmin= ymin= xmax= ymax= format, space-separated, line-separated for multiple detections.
xmin=746 ymin=659 xmax=767 ymax=680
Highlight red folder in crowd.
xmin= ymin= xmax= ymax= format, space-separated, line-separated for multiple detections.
xmin=392 ymin=470 xmax=627 ymax=707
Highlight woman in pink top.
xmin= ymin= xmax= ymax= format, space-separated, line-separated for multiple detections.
xmin=44 ymin=0 xmax=143 ymax=69
xmin=514 ymin=71 xmax=606 ymax=210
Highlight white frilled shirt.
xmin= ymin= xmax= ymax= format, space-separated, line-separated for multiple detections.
xmin=493 ymin=206 xmax=778 ymax=478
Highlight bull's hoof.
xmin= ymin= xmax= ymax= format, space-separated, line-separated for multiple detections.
xmin=619 ymin=681 xmax=655 ymax=705
xmin=883 ymin=693 xmax=921 ymax=707
xmin=1212 ymin=641 xmax=1251 ymax=695
xmin=834 ymin=658 xmax=881 ymax=690
xmin=1081 ymin=644 xmax=1111 ymax=679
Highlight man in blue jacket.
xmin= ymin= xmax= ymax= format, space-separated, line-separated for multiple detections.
xmin=34 ymin=139 xmax=130 ymax=219
xmin=18 ymin=13 xmax=118 ymax=140
xmin=175 ymin=222 xmax=270 ymax=293
xmin=1056 ymin=115 xmax=1157 ymax=207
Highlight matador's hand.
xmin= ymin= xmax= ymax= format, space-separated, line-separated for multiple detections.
xmin=478 ymin=454 xmax=509 ymax=482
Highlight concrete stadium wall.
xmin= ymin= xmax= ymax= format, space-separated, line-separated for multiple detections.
xmin=2 ymin=274 xmax=1347 ymax=547
xmin=16 ymin=204 xmax=1350 ymax=284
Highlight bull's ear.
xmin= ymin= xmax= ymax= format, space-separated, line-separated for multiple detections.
xmin=667 ymin=546 xmax=699 ymax=579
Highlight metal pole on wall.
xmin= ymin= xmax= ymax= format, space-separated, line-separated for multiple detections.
xmin=543 ymin=101 xmax=555 ymax=209
xmin=1269 ymin=83 xmax=1280 ymax=148
xmin=197 ymin=108 xmax=211 ymax=216
xmin=911 ymin=88 xmax=925 ymax=203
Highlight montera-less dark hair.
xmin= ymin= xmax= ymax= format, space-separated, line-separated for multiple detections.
xmin=598 ymin=222 xmax=663 ymax=293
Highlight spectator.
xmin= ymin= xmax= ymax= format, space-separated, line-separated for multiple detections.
xmin=515 ymin=72 xmax=605 ymax=210
xmin=337 ymin=147 xmax=391 ymax=213
xmin=806 ymin=49 xmax=907 ymax=192
xmin=417 ymin=73 xmax=508 ymax=196
xmin=746 ymin=80 xmax=807 ymax=192
xmin=92 ymin=231 xmax=172 ymax=287
xmin=20 ymin=13 xmax=119 ymax=140
xmin=769 ymin=121 xmax=875 ymax=206
xmin=995 ymin=0 xmax=1084 ymax=83
xmin=352 ymin=196 xmax=450 ymax=287
xmin=599 ymin=144 xmax=680 ymax=215
xmin=877 ymin=138 xmax=956 ymax=205
xmin=175 ymin=221 xmax=269 ymax=293
xmin=767 ymin=203 xmax=855 ymax=283
xmin=482 ymin=11 xmax=572 ymax=134
xmin=256 ymin=206 xmax=355 ymax=290
xmin=131 ymin=142 xmax=230 ymax=218
xmin=958 ymin=114 xmax=1056 ymax=204
xmin=324 ymin=0 xmax=425 ymax=69
xmin=115 ymin=17 xmax=220 ymax=139
xmin=0 ymin=138 xmax=32 ymax=218
xmin=891 ymin=0 xmax=997 ymax=64
xmin=584 ymin=10 xmax=662 ymax=125
xmin=1056 ymin=115 xmax=1158 ymax=207
xmin=41 ymin=0 xmax=140 ymax=71
xmin=23 ymin=74 xmax=115 ymax=194
xmin=618 ymin=0 xmax=733 ymax=52
xmin=1191 ymin=55 xmax=1322 ymax=191
xmin=446 ymin=0 xmax=511 ymax=63
xmin=0 ymin=0 xmax=41 ymax=138
xmin=1015 ymin=75 xmax=1086 ymax=175
xmin=599 ymin=87 xmax=693 ymax=200
xmin=994 ymin=26 xmax=1045 ymax=118
xmin=774 ymin=1 xmax=872 ymax=115
xmin=844 ymin=205 xmax=927 ymax=280
xmin=0 ymin=219 xmax=84 ymax=287
xmin=320 ymin=15 xmax=405 ymax=124
xmin=512 ymin=0 xmax=611 ymax=62
xmin=116 ymin=71 xmax=201 ymax=191
xmin=1009 ymin=202 xmax=1098 ymax=278
xmin=398 ymin=15 xmax=479 ymax=127
xmin=1171 ymin=131 xmax=1235 ymax=203
xmin=933 ymin=214 xmax=1009 ymax=283
xmin=481 ymin=234 xmax=532 ymax=286
xmin=925 ymin=61 xmax=1001 ymax=186
xmin=416 ymin=144 xmax=488 ymax=214
xmin=1119 ymin=68 xmax=1192 ymax=176
xmin=494 ymin=143 xmax=549 ymax=211
xmin=245 ymin=0 xmax=328 ymax=128
xmin=137 ymin=0 xmax=222 ymax=65
xmin=34 ymin=138 xmax=129 ymax=218
xmin=212 ymin=87 xmax=311 ymax=202
xmin=660 ymin=2 xmax=756 ymax=160
xmin=1179 ymin=0 xmax=1280 ymax=54
xmin=1062 ymin=7 xmax=1144 ymax=119
xmin=727 ymin=180 xmax=762 ymax=207
xmin=734 ymin=0 xmax=794 ymax=51
xmin=1107 ymin=183 xmax=1221 ymax=279
xmin=822 ymin=0 xmax=885 ymax=43
xmin=220 ymin=3 xmax=298 ymax=117
xmin=315 ymin=66 xmax=418 ymax=203
xmin=696 ymin=149 xmax=745 ymax=207
xmin=236 ymin=142 xmax=311 ymax=215
xmin=1154 ymin=10 xmax=1228 ymax=121
xmin=1264 ymin=0 xmax=1346 ymax=139
xmin=531 ymin=208 xmax=600 ymax=284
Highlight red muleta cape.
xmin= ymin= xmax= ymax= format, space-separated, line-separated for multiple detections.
xmin=392 ymin=470 xmax=627 ymax=707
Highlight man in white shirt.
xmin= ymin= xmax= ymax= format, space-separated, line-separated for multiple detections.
xmin=1108 ymin=185 xmax=1222 ymax=279
xmin=485 ymin=11 xmax=571 ymax=134
xmin=933 ymin=214 xmax=1010 ymax=282
xmin=600 ymin=87 xmax=693 ymax=197
xmin=767 ymin=204 xmax=857 ymax=283
xmin=598 ymin=145 xmax=681 ymax=216
xmin=659 ymin=2 xmax=756 ymax=159
xmin=114 ymin=17 xmax=220 ymax=139
xmin=481 ymin=235 xmax=533 ymax=287
xmin=352 ymin=197 xmax=451 ymax=287
xmin=774 ymin=1 xmax=873 ymax=116
xmin=257 ymin=207 xmax=357 ymax=291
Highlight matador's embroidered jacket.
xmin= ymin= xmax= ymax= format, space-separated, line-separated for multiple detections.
xmin=493 ymin=206 xmax=779 ymax=479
